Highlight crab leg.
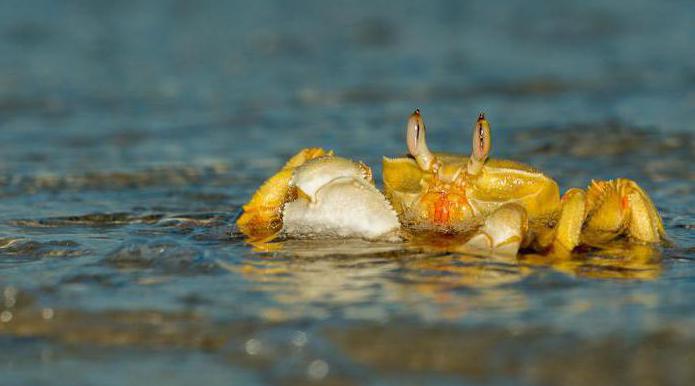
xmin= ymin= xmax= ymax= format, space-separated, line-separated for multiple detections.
xmin=550 ymin=188 xmax=587 ymax=252
xmin=463 ymin=204 xmax=528 ymax=256
xmin=581 ymin=178 xmax=665 ymax=245
xmin=549 ymin=178 xmax=665 ymax=252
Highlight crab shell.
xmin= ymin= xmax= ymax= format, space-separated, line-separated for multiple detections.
xmin=382 ymin=153 xmax=560 ymax=236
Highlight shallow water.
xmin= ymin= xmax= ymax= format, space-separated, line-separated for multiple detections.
xmin=1 ymin=0 xmax=694 ymax=385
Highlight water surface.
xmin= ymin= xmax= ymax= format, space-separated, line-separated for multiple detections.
xmin=1 ymin=0 xmax=694 ymax=385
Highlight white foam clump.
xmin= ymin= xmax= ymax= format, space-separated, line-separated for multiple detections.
xmin=282 ymin=157 xmax=400 ymax=241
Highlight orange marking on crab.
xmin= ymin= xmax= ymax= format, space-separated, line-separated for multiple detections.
xmin=434 ymin=193 xmax=450 ymax=224
xmin=420 ymin=189 xmax=470 ymax=226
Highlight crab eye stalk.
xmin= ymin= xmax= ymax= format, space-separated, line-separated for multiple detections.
xmin=468 ymin=112 xmax=491 ymax=175
xmin=406 ymin=109 xmax=435 ymax=170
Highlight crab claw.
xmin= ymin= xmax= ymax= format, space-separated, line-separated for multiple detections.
xmin=467 ymin=112 xmax=491 ymax=175
xmin=406 ymin=109 xmax=436 ymax=171
xmin=282 ymin=157 xmax=400 ymax=241
xmin=236 ymin=148 xmax=330 ymax=239
xmin=238 ymin=150 xmax=400 ymax=242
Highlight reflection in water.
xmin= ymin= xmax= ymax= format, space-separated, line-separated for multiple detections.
xmin=522 ymin=243 xmax=662 ymax=281
xmin=230 ymin=237 xmax=663 ymax=323
xmin=222 ymin=239 xmax=408 ymax=320
xmin=399 ymin=253 xmax=532 ymax=321
xmin=231 ymin=253 xmax=532 ymax=322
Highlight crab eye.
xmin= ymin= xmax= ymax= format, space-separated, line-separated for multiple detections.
xmin=472 ymin=112 xmax=490 ymax=162
xmin=406 ymin=109 xmax=435 ymax=171
xmin=406 ymin=109 xmax=423 ymax=156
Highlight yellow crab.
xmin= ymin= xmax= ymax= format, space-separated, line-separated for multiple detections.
xmin=237 ymin=110 xmax=665 ymax=256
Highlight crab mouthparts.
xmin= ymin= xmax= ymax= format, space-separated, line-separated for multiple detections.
xmin=422 ymin=190 xmax=470 ymax=226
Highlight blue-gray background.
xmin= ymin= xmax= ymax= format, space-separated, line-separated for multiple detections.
xmin=0 ymin=1 xmax=693 ymax=385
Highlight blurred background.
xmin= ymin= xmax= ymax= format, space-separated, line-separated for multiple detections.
xmin=1 ymin=0 xmax=693 ymax=173
xmin=0 ymin=1 xmax=694 ymax=385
